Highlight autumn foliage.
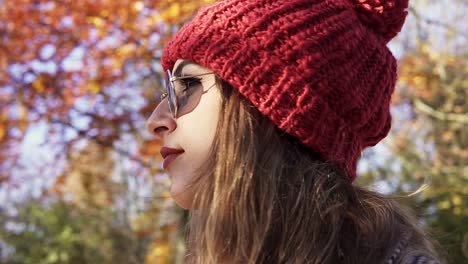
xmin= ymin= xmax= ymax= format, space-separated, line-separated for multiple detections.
xmin=1 ymin=0 xmax=214 ymax=263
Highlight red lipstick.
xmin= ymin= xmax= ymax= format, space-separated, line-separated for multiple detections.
xmin=160 ymin=147 xmax=184 ymax=170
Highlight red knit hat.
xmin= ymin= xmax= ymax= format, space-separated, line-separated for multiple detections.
xmin=162 ymin=0 xmax=409 ymax=181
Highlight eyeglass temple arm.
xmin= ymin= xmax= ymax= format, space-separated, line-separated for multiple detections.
xmin=169 ymin=72 xmax=215 ymax=81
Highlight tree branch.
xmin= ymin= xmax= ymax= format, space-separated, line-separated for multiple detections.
xmin=414 ymin=98 xmax=468 ymax=124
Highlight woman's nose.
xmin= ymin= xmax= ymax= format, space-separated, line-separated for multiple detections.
xmin=146 ymin=99 xmax=176 ymax=140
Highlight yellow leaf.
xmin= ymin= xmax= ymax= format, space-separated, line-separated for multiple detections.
xmin=451 ymin=195 xmax=462 ymax=206
xmin=111 ymin=58 xmax=122 ymax=70
xmin=144 ymin=241 xmax=171 ymax=264
xmin=18 ymin=103 xmax=28 ymax=132
xmin=157 ymin=3 xmax=181 ymax=23
xmin=182 ymin=2 xmax=199 ymax=13
xmin=438 ymin=200 xmax=450 ymax=209
xmin=420 ymin=43 xmax=430 ymax=54
xmin=161 ymin=190 xmax=171 ymax=198
xmin=116 ymin=44 xmax=135 ymax=56
xmin=88 ymin=81 xmax=100 ymax=94
xmin=100 ymin=10 xmax=109 ymax=18
xmin=98 ymin=27 xmax=106 ymax=38
xmin=412 ymin=76 xmax=425 ymax=86
xmin=87 ymin=16 xmax=104 ymax=27
xmin=18 ymin=103 xmax=27 ymax=120
xmin=428 ymin=50 xmax=440 ymax=61
xmin=32 ymin=77 xmax=45 ymax=93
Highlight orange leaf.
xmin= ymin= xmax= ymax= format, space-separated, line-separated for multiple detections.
xmin=139 ymin=139 xmax=162 ymax=158
xmin=0 ymin=124 xmax=6 ymax=141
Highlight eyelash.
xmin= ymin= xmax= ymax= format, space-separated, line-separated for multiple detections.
xmin=179 ymin=77 xmax=202 ymax=91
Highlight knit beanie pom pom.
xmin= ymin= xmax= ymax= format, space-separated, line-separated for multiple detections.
xmin=350 ymin=0 xmax=409 ymax=43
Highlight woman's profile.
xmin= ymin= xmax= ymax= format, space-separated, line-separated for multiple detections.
xmin=146 ymin=0 xmax=445 ymax=263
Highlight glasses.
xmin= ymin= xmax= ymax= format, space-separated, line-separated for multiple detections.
xmin=161 ymin=69 xmax=215 ymax=118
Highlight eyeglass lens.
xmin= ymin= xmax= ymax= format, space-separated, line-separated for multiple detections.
xmin=165 ymin=69 xmax=205 ymax=118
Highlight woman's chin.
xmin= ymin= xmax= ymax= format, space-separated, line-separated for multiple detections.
xmin=170 ymin=185 xmax=194 ymax=209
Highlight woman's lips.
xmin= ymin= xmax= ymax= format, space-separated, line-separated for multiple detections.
xmin=160 ymin=147 xmax=184 ymax=170
xmin=162 ymin=152 xmax=183 ymax=170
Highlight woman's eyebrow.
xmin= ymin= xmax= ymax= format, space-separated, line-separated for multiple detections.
xmin=174 ymin=60 xmax=194 ymax=77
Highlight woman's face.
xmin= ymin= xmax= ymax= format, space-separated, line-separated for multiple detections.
xmin=146 ymin=59 xmax=222 ymax=209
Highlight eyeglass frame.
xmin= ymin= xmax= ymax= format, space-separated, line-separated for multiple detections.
xmin=161 ymin=69 xmax=216 ymax=118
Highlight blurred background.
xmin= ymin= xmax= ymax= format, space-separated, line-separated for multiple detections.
xmin=0 ymin=0 xmax=466 ymax=263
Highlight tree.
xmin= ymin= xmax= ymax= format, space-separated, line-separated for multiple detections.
xmin=357 ymin=0 xmax=467 ymax=262
xmin=0 ymin=0 xmax=214 ymax=263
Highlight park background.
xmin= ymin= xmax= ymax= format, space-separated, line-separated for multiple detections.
xmin=0 ymin=0 xmax=466 ymax=263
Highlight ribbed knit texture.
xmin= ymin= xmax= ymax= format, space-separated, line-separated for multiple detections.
xmin=162 ymin=0 xmax=409 ymax=181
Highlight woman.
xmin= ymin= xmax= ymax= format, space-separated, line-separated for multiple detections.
xmin=146 ymin=0 xmax=445 ymax=263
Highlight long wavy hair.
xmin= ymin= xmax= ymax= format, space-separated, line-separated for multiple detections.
xmin=182 ymin=78 xmax=444 ymax=264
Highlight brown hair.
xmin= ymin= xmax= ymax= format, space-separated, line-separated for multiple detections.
xmin=183 ymin=79 xmax=445 ymax=263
